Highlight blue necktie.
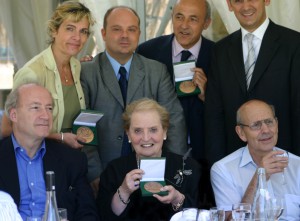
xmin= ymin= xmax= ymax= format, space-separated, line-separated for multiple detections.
xmin=119 ymin=66 xmax=127 ymax=105
xmin=118 ymin=67 xmax=131 ymax=156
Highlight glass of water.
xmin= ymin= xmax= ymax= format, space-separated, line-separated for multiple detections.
xmin=273 ymin=148 xmax=289 ymax=185
xmin=267 ymin=197 xmax=284 ymax=221
xmin=232 ymin=203 xmax=251 ymax=220
xmin=210 ymin=207 xmax=225 ymax=221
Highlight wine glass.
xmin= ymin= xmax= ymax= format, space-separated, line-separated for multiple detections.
xmin=273 ymin=148 xmax=289 ymax=185
xmin=267 ymin=197 xmax=284 ymax=221
xmin=210 ymin=207 xmax=225 ymax=221
xmin=232 ymin=203 xmax=251 ymax=220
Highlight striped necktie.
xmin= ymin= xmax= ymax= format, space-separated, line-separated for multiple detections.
xmin=245 ymin=33 xmax=256 ymax=89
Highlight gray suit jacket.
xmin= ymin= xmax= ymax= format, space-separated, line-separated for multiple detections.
xmin=80 ymin=52 xmax=187 ymax=172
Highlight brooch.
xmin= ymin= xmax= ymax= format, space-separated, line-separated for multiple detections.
xmin=173 ymin=148 xmax=193 ymax=186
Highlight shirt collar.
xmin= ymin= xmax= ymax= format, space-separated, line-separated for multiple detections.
xmin=11 ymin=133 xmax=46 ymax=158
xmin=239 ymin=145 xmax=256 ymax=168
xmin=105 ymin=50 xmax=132 ymax=79
xmin=241 ymin=18 xmax=269 ymax=41
xmin=172 ymin=36 xmax=202 ymax=59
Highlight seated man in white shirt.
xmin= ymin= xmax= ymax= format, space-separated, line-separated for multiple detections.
xmin=0 ymin=191 xmax=22 ymax=221
xmin=211 ymin=99 xmax=300 ymax=221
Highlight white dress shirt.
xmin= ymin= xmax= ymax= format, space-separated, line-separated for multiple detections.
xmin=0 ymin=191 xmax=23 ymax=221
xmin=211 ymin=146 xmax=300 ymax=220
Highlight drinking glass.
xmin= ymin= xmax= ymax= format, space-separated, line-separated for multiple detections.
xmin=58 ymin=208 xmax=68 ymax=221
xmin=232 ymin=203 xmax=251 ymax=220
xmin=267 ymin=197 xmax=284 ymax=221
xmin=26 ymin=217 xmax=42 ymax=221
xmin=210 ymin=207 xmax=225 ymax=221
xmin=273 ymin=148 xmax=289 ymax=185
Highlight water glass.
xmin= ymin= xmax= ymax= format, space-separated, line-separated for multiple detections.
xmin=26 ymin=217 xmax=42 ymax=221
xmin=273 ymin=148 xmax=289 ymax=185
xmin=58 ymin=208 xmax=68 ymax=221
xmin=267 ymin=197 xmax=284 ymax=220
xmin=210 ymin=207 xmax=225 ymax=221
xmin=232 ymin=203 xmax=251 ymax=220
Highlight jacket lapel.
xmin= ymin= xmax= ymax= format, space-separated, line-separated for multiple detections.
xmin=248 ymin=21 xmax=279 ymax=91
xmin=0 ymin=137 xmax=21 ymax=206
xmin=127 ymin=54 xmax=145 ymax=104
xmin=100 ymin=53 xmax=125 ymax=107
xmin=159 ymin=35 xmax=174 ymax=79
xmin=228 ymin=30 xmax=248 ymax=94
xmin=43 ymin=140 xmax=64 ymax=197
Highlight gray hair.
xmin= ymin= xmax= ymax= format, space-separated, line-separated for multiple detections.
xmin=4 ymin=82 xmax=45 ymax=117
xmin=205 ymin=0 xmax=211 ymax=21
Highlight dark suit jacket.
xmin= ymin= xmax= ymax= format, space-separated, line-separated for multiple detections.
xmin=205 ymin=20 xmax=300 ymax=164
xmin=0 ymin=137 xmax=99 ymax=221
xmin=80 ymin=52 xmax=187 ymax=173
xmin=136 ymin=34 xmax=215 ymax=161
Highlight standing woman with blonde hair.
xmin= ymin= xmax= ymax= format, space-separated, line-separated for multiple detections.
xmin=2 ymin=1 xmax=94 ymax=147
xmin=1 ymin=1 xmax=100 ymax=191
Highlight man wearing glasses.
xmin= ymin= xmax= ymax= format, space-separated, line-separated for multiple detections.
xmin=210 ymin=99 xmax=300 ymax=221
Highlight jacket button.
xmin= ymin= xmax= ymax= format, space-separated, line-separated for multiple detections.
xmin=117 ymin=136 xmax=122 ymax=140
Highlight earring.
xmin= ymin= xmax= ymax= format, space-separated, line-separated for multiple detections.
xmin=163 ymin=137 xmax=166 ymax=140
xmin=128 ymin=140 xmax=131 ymax=143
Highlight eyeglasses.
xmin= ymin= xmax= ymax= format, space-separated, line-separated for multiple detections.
xmin=238 ymin=117 xmax=277 ymax=131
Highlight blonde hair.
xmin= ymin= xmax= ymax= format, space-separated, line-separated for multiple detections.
xmin=123 ymin=98 xmax=170 ymax=131
xmin=47 ymin=1 xmax=95 ymax=44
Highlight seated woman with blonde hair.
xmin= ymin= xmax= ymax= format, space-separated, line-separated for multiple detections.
xmin=97 ymin=98 xmax=201 ymax=221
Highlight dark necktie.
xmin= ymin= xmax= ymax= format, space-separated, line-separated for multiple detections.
xmin=118 ymin=66 xmax=131 ymax=156
xmin=181 ymin=50 xmax=192 ymax=61
xmin=118 ymin=66 xmax=127 ymax=105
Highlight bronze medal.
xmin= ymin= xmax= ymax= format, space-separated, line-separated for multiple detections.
xmin=179 ymin=81 xmax=196 ymax=93
xmin=76 ymin=126 xmax=94 ymax=143
xmin=144 ymin=181 xmax=163 ymax=193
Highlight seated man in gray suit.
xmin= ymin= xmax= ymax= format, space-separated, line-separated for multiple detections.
xmin=80 ymin=6 xmax=187 ymax=193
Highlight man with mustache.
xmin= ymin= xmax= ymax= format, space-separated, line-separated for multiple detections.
xmin=210 ymin=99 xmax=300 ymax=220
xmin=80 ymin=6 xmax=187 ymax=195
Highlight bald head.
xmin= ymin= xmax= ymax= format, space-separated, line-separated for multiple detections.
xmin=236 ymin=100 xmax=275 ymax=126
xmin=172 ymin=0 xmax=211 ymax=49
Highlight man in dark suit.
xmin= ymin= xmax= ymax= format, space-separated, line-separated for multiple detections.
xmin=205 ymin=0 xmax=300 ymax=165
xmin=80 ymin=6 xmax=187 ymax=188
xmin=0 ymin=83 xmax=99 ymax=221
xmin=137 ymin=0 xmax=214 ymax=163
xmin=137 ymin=0 xmax=215 ymax=208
